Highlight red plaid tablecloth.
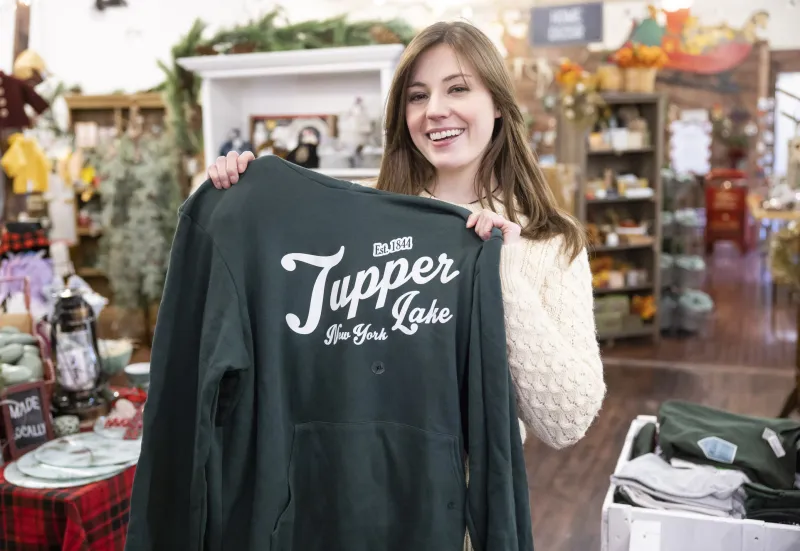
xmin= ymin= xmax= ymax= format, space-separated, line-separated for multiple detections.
xmin=0 ymin=464 xmax=136 ymax=551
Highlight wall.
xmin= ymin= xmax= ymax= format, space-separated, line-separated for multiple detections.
xmin=0 ymin=1 xmax=17 ymax=74
xmin=0 ymin=0 xmax=797 ymax=94
xmin=1 ymin=0 xmax=436 ymax=93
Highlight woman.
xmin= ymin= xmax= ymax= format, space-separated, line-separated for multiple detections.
xmin=208 ymin=21 xmax=605 ymax=452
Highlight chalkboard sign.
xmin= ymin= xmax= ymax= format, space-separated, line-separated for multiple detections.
xmin=529 ymin=2 xmax=604 ymax=47
xmin=1 ymin=381 xmax=55 ymax=459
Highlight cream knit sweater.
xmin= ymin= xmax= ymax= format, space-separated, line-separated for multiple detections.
xmin=420 ymin=192 xmax=606 ymax=551
xmin=361 ymin=181 xmax=606 ymax=449
xmin=431 ymin=194 xmax=605 ymax=449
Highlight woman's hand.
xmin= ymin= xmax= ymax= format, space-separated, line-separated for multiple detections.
xmin=466 ymin=210 xmax=522 ymax=245
xmin=208 ymin=151 xmax=256 ymax=189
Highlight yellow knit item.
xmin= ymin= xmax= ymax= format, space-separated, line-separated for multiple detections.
xmin=0 ymin=133 xmax=50 ymax=194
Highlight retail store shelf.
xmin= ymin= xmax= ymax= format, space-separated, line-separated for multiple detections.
xmin=177 ymin=44 xmax=403 ymax=174
xmin=597 ymin=325 xmax=655 ymax=341
xmin=593 ymin=242 xmax=655 ymax=253
xmin=593 ymin=284 xmax=653 ymax=295
xmin=586 ymin=195 xmax=655 ymax=204
xmin=177 ymin=44 xmax=404 ymax=80
xmin=314 ymin=168 xmax=380 ymax=179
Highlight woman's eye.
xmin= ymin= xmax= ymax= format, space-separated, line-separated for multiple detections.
xmin=409 ymin=93 xmax=427 ymax=102
xmin=450 ymin=86 xmax=469 ymax=94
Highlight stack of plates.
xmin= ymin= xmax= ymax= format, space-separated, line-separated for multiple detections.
xmin=3 ymin=432 xmax=141 ymax=489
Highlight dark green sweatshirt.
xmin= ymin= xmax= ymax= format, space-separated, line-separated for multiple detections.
xmin=125 ymin=156 xmax=533 ymax=551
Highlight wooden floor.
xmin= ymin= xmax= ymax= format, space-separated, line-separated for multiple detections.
xmin=525 ymin=361 xmax=795 ymax=551
xmin=603 ymin=243 xmax=797 ymax=370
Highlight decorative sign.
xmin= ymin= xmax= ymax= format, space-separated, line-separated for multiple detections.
xmin=617 ymin=8 xmax=769 ymax=75
xmin=669 ymin=110 xmax=712 ymax=175
xmin=1 ymin=381 xmax=55 ymax=459
xmin=529 ymin=2 xmax=604 ymax=47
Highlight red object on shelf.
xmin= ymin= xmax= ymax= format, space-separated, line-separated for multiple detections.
xmin=704 ymin=168 xmax=751 ymax=254
xmin=0 ymin=464 xmax=136 ymax=551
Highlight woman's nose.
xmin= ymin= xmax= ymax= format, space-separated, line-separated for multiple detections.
xmin=426 ymin=93 xmax=450 ymax=119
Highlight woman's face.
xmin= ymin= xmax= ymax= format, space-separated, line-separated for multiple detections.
xmin=405 ymin=44 xmax=500 ymax=178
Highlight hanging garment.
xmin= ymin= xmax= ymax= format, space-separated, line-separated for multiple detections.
xmin=1 ymin=132 xmax=50 ymax=194
xmin=658 ymin=400 xmax=800 ymax=490
xmin=125 ymin=156 xmax=534 ymax=551
xmin=0 ymin=71 xmax=50 ymax=132
xmin=44 ymin=170 xmax=77 ymax=245
xmin=612 ymin=452 xmax=749 ymax=518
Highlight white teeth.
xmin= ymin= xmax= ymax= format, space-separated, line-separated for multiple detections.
xmin=428 ymin=129 xmax=464 ymax=141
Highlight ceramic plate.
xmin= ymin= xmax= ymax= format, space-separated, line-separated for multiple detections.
xmin=16 ymin=449 xmax=133 ymax=480
xmin=3 ymin=461 xmax=128 ymax=489
xmin=34 ymin=432 xmax=141 ymax=468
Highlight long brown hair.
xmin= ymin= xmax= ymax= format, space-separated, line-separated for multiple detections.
xmin=376 ymin=21 xmax=585 ymax=261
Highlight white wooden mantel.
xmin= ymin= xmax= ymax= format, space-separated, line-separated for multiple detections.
xmin=177 ymin=44 xmax=405 ymax=175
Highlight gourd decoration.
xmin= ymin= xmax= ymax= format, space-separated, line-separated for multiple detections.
xmin=0 ymin=325 xmax=45 ymax=387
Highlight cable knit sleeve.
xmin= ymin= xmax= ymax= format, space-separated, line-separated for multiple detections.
xmin=498 ymin=236 xmax=605 ymax=449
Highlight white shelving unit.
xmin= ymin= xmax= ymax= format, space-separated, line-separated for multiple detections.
xmin=177 ymin=44 xmax=405 ymax=175
xmin=315 ymin=167 xmax=380 ymax=179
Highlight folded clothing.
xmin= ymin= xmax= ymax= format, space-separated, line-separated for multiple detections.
xmin=658 ymin=400 xmax=800 ymax=489
xmin=744 ymin=482 xmax=800 ymax=525
xmin=631 ymin=421 xmax=657 ymax=459
xmin=612 ymin=453 xmax=748 ymax=518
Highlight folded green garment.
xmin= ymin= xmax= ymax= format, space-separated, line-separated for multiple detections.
xmin=744 ymin=483 xmax=800 ymax=525
xmin=631 ymin=422 xmax=657 ymax=460
xmin=658 ymin=400 xmax=800 ymax=490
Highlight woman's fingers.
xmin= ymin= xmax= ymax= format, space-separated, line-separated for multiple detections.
xmin=479 ymin=216 xmax=494 ymax=239
xmin=208 ymin=163 xmax=221 ymax=188
xmin=214 ymin=156 xmax=229 ymax=188
xmin=237 ymin=151 xmax=255 ymax=173
xmin=226 ymin=151 xmax=240 ymax=185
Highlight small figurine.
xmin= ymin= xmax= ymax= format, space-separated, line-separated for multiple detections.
xmin=286 ymin=127 xmax=321 ymax=169
xmin=252 ymin=121 xmax=269 ymax=153
xmin=218 ymin=128 xmax=253 ymax=157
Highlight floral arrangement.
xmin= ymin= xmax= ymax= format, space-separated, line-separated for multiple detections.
xmin=553 ymin=59 xmax=604 ymax=127
xmin=612 ymin=44 xmax=670 ymax=70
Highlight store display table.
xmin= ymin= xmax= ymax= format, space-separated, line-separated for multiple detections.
xmin=0 ymin=463 xmax=136 ymax=551
xmin=602 ymin=415 xmax=800 ymax=551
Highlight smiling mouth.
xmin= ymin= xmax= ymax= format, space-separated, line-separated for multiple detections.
xmin=427 ymin=129 xmax=465 ymax=142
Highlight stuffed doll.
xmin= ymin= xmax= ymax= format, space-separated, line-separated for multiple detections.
xmin=0 ymin=70 xmax=49 ymax=134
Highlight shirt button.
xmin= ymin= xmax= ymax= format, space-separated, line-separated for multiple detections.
xmin=0 ymin=98 xmax=6 ymax=107
xmin=0 ymin=108 xmax=7 ymax=118
xmin=371 ymin=361 xmax=385 ymax=375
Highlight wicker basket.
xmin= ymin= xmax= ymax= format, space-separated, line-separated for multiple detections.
xmin=624 ymin=68 xmax=657 ymax=93
xmin=597 ymin=64 xmax=623 ymax=91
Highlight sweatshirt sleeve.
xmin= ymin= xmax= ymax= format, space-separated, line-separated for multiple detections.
xmin=466 ymin=234 xmax=534 ymax=551
xmin=125 ymin=212 xmax=251 ymax=551
xmin=498 ymin=238 xmax=605 ymax=450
